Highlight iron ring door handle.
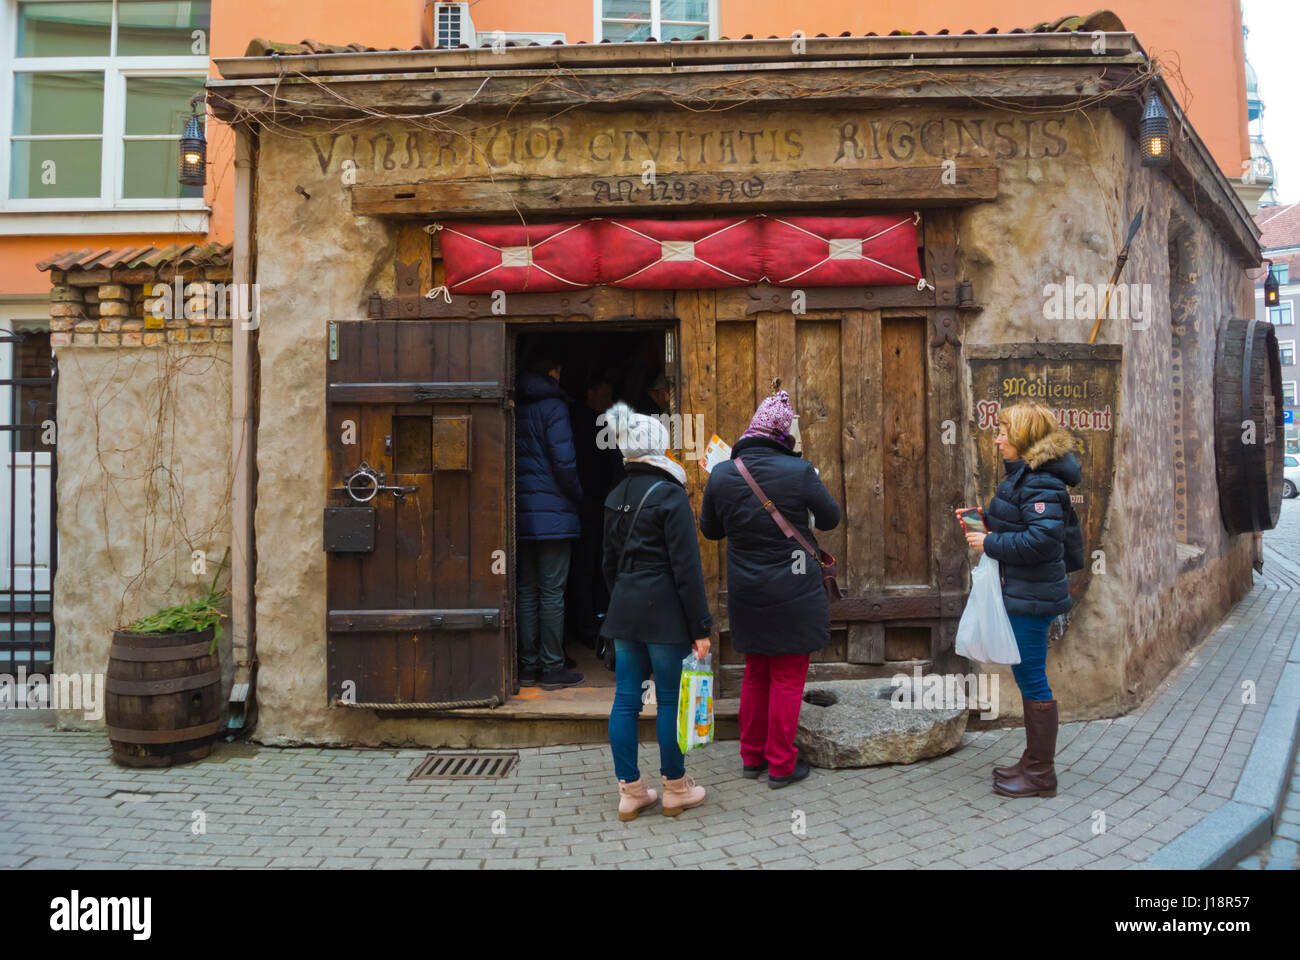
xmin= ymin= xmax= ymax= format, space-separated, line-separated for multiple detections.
xmin=341 ymin=462 xmax=418 ymax=502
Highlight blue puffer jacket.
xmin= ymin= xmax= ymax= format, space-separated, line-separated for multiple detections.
xmin=515 ymin=371 xmax=582 ymax=540
xmin=983 ymin=427 xmax=1082 ymax=618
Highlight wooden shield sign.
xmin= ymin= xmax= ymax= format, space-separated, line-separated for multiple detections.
xmin=966 ymin=343 xmax=1121 ymax=604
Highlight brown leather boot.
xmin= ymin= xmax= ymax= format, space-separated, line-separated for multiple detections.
xmin=993 ymin=699 xmax=1058 ymax=798
xmin=993 ymin=696 xmax=1030 ymax=781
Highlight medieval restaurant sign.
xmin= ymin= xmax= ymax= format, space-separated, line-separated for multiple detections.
xmin=967 ymin=344 xmax=1122 ymax=606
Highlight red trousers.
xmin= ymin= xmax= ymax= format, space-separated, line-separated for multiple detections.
xmin=738 ymin=653 xmax=811 ymax=778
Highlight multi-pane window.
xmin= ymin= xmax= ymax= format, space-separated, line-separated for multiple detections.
xmin=1270 ymin=263 xmax=1289 ymax=285
xmin=1281 ymin=341 xmax=1296 ymax=367
xmin=598 ymin=0 xmax=714 ymax=42
xmin=434 ymin=3 xmax=467 ymax=47
xmin=13 ymin=331 xmax=52 ymax=453
xmin=1270 ymin=302 xmax=1294 ymax=326
xmin=5 ymin=0 xmax=209 ymax=206
xmin=1283 ymin=381 xmax=1297 ymax=406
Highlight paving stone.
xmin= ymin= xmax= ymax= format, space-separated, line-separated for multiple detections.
xmin=3 ymin=531 xmax=1298 ymax=872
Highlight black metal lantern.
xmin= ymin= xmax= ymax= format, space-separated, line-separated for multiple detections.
xmin=1139 ymin=92 xmax=1171 ymax=168
xmin=179 ymin=95 xmax=206 ymax=187
xmin=1265 ymin=261 xmax=1280 ymax=306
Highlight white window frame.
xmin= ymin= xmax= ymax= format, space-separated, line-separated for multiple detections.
xmin=1270 ymin=300 xmax=1295 ymax=326
xmin=432 ymin=2 xmax=475 ymax=48
xmin=490 ymin=31 xmax=567 ymax=46
xmin=1284 ymin=380 xmax=1297 ymax=406
xmin=594 ymin=0 xmax=719 ymax=42
xmin=1281 ymin=339 xmax=1297 ymax=368
xmin=0 ymin=0 xmax=210 ymax=215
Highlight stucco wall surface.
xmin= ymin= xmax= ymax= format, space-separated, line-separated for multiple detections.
xmin=958 ymin=109 xmax=1256 ymax=720
xmin=52 ymin=343 xmax=233 ymax=727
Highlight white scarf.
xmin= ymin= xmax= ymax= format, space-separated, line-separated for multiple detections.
xmin=627 ymin=454 xmax=687 ymax=486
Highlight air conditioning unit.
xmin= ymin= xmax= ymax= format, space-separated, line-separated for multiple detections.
xmin=424 ymin=2 xmax=476 ymax=49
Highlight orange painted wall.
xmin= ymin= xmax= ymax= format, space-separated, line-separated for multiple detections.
xmin=3 ymin=0 xmax=1249 ymax=298
xmin=1 ymin=0 xmax=420 ymax=299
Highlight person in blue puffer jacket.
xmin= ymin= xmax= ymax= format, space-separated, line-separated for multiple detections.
xmin=960 ymin=399 xmax=1081 ymax=800
xmin=515 ymin=356 xmax=584 ymax=688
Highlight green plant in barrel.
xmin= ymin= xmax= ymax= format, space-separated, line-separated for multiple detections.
xmin=127 ymin=548 xmax=229 ymax=654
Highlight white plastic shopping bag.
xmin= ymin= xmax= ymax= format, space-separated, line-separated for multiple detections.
xmin=677 ymin=652 xmax=714 ymax=752
xmin=954 ymin=555 xmax=1021 ymax=665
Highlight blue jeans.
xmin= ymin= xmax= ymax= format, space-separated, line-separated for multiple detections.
xmin=517 ymin=539 xmax=572 ymax=672
xmin=608 ymin=638 xmax=692 ymax=782
xmin=1008 ymin=614 xmax=1054 ymax=700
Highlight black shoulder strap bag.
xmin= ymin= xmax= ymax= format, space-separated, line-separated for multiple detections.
xmin=601 ymin=477 xmax=665 ymax=671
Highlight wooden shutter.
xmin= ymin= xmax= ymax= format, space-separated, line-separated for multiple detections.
xmin=325 ymin=319 xmax=508 ymax=708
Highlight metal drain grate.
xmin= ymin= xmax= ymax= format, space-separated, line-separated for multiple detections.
xmin=409 ymin=751 xmax=519 ymax=781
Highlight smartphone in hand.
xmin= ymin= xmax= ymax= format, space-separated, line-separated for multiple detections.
xmin=957 ymin=508 xmax=987 ymax=534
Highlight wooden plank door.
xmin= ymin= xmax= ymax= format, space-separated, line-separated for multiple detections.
xmin=325 ymin=319 xmax=508 ymax=708
xmin=704 ymin=289 xmax=965 ymax=692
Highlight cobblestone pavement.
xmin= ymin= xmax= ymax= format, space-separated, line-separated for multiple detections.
xmin=3 ymin=503 xmax=1297 ymax=870
xmin=1234 ymin=497 xmax=1300 ymax=870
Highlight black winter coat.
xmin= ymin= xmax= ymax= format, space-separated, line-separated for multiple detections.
xmin=699 ymin=436 xmax=841 ymax=656
xmin=515 ymin=371 xmax=582 ymax=540
xmin=983 ymin=429 xmax=1082 ymax=618
xmin=600 ymin=463 xmax=713 ymax=645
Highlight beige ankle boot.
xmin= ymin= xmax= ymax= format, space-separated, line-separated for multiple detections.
xmin=661 ymin=773 xmax=706 ymax=817
xmin=618 ymin=778 xmax=658 ymax=822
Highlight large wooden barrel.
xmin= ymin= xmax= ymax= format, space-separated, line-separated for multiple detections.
xmin=1214 ymin=317 xmax=1284 ymax=534
xmin=106 ymin=628 xmax=223 ymax=767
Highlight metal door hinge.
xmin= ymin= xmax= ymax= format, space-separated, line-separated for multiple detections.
xmin=328 ymin=322 xmax=338 ymax=360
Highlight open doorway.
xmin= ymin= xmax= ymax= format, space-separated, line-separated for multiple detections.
xmin=509 ymin=323 xmax=678 ymax=700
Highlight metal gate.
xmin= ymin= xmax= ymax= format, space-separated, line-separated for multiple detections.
xmin=0 ymin=329 xmax=57 ymax=681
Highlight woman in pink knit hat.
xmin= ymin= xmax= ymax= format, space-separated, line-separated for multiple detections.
xmin=700 ymin=383 xmax=840 ymax=788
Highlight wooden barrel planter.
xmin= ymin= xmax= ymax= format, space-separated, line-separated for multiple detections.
xmin=1214 ymin=317 xmax=1284 ymax=534
xmin=106 ymin=627 xmax=223 ymax=767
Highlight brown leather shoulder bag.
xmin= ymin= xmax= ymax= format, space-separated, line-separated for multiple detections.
xmin=733 ymin=457 xmax=843 ymax=602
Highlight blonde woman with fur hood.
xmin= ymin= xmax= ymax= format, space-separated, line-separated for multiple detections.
xmin=959 ymin=400 xmax=1081 ymax=799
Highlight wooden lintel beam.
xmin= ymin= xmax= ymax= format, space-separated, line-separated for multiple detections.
xmin=326 ymin=381 xmax=502 ymax=403
xmin=351 ymin=166 xmax=998 ymax=219
xmin=369 ymin=289 xmax=597 ymax=319
xmin=743 ymin=283 xmax=933 ymax=315
xmin=207 ymin=63 xmax=1134 ymax=121
xmin=328 ymin=609 xmax=501 ymax=631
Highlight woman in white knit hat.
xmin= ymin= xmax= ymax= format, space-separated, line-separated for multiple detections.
xmin=600 ymin=402 xmax=713 ymax=820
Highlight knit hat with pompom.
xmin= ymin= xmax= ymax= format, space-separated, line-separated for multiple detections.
xmin=604 ymin=401 xmax=670 ymax=459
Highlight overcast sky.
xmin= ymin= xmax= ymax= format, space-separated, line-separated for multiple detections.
xmin=1242 ymin=0 xmax=1297 ymax=204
